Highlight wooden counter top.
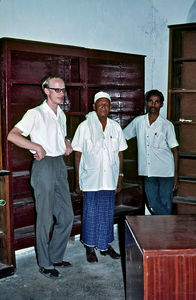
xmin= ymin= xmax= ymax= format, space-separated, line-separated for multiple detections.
xmin=126 ymin=215 xmax=196 ymax=252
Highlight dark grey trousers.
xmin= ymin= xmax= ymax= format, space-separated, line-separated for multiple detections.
xmin=31 ymin=156 xmax=74 ymax=268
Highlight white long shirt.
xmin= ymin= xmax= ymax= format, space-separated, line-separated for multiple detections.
xmin=15 ymin=100 xmax=67 ymax=156
xmin=123 ymin=114 xmax=179 ymax=177
xmin=72 ymin=115 xmax=127 ymax=191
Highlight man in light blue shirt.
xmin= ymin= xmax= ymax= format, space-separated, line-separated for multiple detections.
xmin=123 ymin=89 xmax=179 ymax=215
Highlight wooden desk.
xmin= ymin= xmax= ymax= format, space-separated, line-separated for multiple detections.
xmin=125 ymin=215 xmax=196 ymax=300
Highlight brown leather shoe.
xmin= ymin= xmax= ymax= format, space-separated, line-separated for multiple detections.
xmin=100 ymin=245 xmax=120 ymax=259
xmin=86 ymin=247 xmax=98 ymax=263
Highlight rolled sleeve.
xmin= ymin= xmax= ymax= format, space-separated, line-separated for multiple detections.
xmin=167 ymin=122 xmax=179 ymax=149
xmin=119 ymin=130 xmax=128 ymax=151
xmin=123 ymin=118 xmax=137 ymax=140
xmin=15 ymin=109 xmax=36 ymax=137
xmin=71 ymin=123 xmax=84 ymax=152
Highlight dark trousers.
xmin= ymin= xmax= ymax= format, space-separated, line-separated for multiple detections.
xmin=31 ymin=156 xmax=74 ymax=268
xmin=144 ymin=176 xmax=174 ymax=215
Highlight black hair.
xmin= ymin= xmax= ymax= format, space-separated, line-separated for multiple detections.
xmin=145 ymin=89 xmax=164 ymax=104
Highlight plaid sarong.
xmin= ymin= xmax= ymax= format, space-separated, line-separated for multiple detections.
xmin=81 ymin=190 xmax=115 ymax=251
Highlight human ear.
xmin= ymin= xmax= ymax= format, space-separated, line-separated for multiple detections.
xmin=44 ymin=88 xmax=49 ymax=96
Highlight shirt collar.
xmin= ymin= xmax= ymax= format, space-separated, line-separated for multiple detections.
xmin=42 ymin=100 xmax=62 ymax=118
xmin=146 ymin=113 xmax=161 ymax=127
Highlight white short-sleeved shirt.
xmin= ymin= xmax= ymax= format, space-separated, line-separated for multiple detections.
xmin=123 ymin=114 xmax=179 ymax=177
xmin=72 ymin=118 xmax=128 ymax=191
xmin=15 ymin=100 xmax=67 ymax=156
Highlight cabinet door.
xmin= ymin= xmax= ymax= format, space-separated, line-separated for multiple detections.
xmin=168 ymin=24 xmax=196 ymax=213
xmin=0 ymin=171 xmax=15 ymax=278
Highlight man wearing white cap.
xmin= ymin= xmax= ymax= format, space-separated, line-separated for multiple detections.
xmin=72 ymin=91 xmax=127 ymax=263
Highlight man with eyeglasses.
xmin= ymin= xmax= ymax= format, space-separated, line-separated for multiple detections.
xmin=123 ymin=89 xmax=179 ymax=215
xmin=7 ymin=75 xmax=74 ymax=279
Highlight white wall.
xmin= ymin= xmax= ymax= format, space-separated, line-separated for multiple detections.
xmin=0 ymin=0 xmax=195 ymax=117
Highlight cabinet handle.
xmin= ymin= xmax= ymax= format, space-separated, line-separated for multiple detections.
xmin=0 ymin=199 xmax=6 ymax=206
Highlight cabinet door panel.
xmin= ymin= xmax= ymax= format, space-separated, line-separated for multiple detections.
xmin=170 ymin=93 xmax=196 ymax=122
xmin=179 ymin=158 xmax=196 ymax=177
xmin=180 ymin=94 xmax=196 ymax=121
xmin=10 ymin=144 xmax=32 ymax=171
xmin=181 ymin=62 xmax=196 ymax=89
xmin=177 ymin=180 xmax=196 ymax=198
xmin=88 ymin=58 xmax=143 ymax=86
xmin=182 ymin=31 xmax=196 ymax=57
xmin=12 ymin=174 xmax=32 ymax=199
xmin=179 ymin=125 xmax=196 ymax=153
xmin=11 ymin=51 xmax=71 ymax=82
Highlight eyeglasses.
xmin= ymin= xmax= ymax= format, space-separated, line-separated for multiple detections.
xmin=47 ymin=87 xmax=66 ymax=93
xmin=147 ymin=99 xmax=161 ymax=104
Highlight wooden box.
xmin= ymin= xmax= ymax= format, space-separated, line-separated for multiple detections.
xmin=125 ymin=215 xmax=196 ymax=300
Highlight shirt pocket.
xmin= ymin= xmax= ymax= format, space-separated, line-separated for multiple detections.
xmin=84 ymin=140 xmax=93 ymax=153
xmin=152 ymin=131 xmax=167 ymax=149
xmin=83 ymin=140 xmax=99 ymax=169
xmin=110 ymin=137 xmax=119 ymax=151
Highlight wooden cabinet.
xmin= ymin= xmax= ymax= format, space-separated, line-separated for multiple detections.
xmin=0 ymin=170 xmax=15 ymax=278
xmin=168 ymin=23 xmax=196 ymax=214
xmin=0 ymin=38 xmax=145 ymax=260
xmin=125 ymin=215 xmax=196 ymax=300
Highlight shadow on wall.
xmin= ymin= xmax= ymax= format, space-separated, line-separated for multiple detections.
xmin=187 ymin=0 xmax=196 ymax=22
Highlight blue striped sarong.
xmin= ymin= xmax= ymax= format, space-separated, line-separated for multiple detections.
xmin=81 ymin=190 xmax=115 ymax=251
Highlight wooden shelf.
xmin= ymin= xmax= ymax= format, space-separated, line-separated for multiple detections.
xmin=173 ymin=57 xmax=196 ymax=62
xmin=179 ymin=152 xmax=196 ymax=158
xmin=168 ymin=23 xmax=196 ymax=214
xmin=12 ymin=170 xmax=30 ymax=177
xmin=0 ymin=170 xmax=11 ymax=176
xmin=179 ymin=176 xmax=196 ymax=181
xmin=173 ymin=196 xmax=196 ymax=215
xmin=174 ymin=121 xmax=196 ymax=125
xmin=11 ymin=80 xmax=85 ymax=87
xmin=173 ymin=196 xmax=196 ymax=204
xmin=170 ymin=89 xmax=196 ymax=93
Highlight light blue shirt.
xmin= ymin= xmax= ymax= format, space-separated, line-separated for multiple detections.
xmin=123 ymin=114 xmax=179 ymax=177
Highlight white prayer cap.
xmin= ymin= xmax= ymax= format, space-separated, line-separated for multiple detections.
xmin=94 ymin=91 xmax=111 ymax=103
